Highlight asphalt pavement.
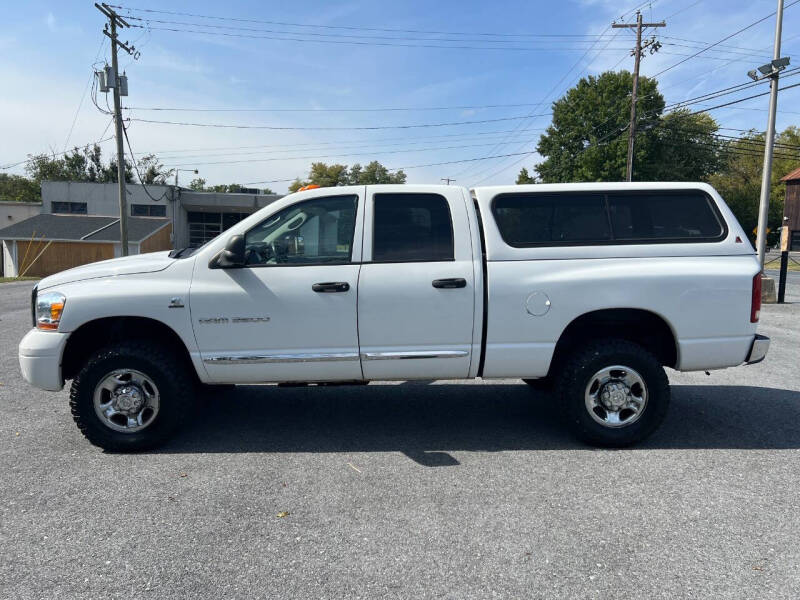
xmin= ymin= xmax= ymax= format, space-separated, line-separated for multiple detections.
xmin=1 ymin=279 xmax=799 ymax=599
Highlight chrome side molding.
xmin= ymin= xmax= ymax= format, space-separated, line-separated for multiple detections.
xmin=360 ymin=350 xmax=469 ymax=360
xmin=204 ymin=352 xmax=360 ymax=365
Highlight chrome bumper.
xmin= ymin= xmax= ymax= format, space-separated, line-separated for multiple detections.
xmin=745 ymin=334 xmax=770 ymax=365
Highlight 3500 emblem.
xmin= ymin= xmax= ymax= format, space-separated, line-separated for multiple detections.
xmin=198 ymin=316 xmax=270 ymax=324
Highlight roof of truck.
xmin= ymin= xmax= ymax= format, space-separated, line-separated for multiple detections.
xmin=471 ymin=181 xmax=717 ymax=193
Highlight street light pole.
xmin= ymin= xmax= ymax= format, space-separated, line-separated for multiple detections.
xmin=754 ymin=0 xmax=785 ymax=268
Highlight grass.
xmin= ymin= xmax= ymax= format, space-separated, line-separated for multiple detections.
xmin=0 ymin=276 xmax=40 ymax=283
xmin=764 ymin=260 xmax=800 ymax=272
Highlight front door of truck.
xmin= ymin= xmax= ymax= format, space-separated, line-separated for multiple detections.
xmin=190 ymin=189 xmax=365 ymax=383
xmin=357 ymin=186 xmax=476 ymax=380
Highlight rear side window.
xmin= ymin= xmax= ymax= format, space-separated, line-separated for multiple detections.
xmin=492 ymin=190 xmax=726 ymax=247
xmin=607 ymin=192 xmax=724 ymax=241
xmin=372 ymin=193 xmax=454 ymax=262
xmin=492 ymin=193 xmax=610 ymax=246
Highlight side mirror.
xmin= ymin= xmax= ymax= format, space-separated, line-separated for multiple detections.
xmin=212 ymin=234 xmax=246 ymax=268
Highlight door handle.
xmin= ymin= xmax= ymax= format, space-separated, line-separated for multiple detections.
xmin=432 ymin=278 xmax=467 ymax=289
xmin=312 ymin=282 xmax=350 ymax=293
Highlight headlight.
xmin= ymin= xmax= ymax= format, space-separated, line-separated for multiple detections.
xmin=36 ymin=292 xmax=66 ymax=331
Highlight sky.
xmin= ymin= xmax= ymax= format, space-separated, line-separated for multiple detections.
xmin=1 ymin=0 xmax=799 ymax=193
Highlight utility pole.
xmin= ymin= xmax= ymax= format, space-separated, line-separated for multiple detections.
xmin=95 ymin=3 xmax=137 ymax=256
xmin=749 ymin=0 xmax=788 ymax=269
xmin=441 ymin=177 xmax=456 ymax=185
xmin=613 ymin=12 xmax=665 ymax=181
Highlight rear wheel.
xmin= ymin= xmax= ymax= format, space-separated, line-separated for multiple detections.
xmin=70 ymin=342 xmax=193 ymax=451
xmin=556 ymin=339 xmax=669 ymax=447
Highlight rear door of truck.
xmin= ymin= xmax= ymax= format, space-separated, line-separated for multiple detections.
xmin=357 ymin=185 xmax=478 ymax=380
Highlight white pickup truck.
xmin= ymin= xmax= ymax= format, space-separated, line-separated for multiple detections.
xmin=19 ymin=182 xmax=769 ymax=451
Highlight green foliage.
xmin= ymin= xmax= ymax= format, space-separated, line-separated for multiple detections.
xmin=710 ymin=126 xmax=800 ymax=245
xmin=289 ymin=160 xmax=406 ymax=192
xmin=534 ymin=71 xmax=664 ymax=182
xmin=645 ymin=110 xmax=725 ymax=180
xmin=516 ymin=167 xmax=537 ymax=184
xmin=527 ymin=71 xmax=722 ymax=183
xmin=187 ymin=179 xmax=274 ymax=195
xmin=0 ymin=174 xmax=40 ymax=203
xmin=25 ymin=145 xmax=133 ymax=184
xmin=136 ymin=154 xmax=174 ymax=185
xmin=188 ymin=177 xmax=207 ymax=191
xmin=348 ymin=161 xmax=407 ymax=185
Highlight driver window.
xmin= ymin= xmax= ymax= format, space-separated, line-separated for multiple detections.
xmin=244 ymin=195 xmax=358 ymax=266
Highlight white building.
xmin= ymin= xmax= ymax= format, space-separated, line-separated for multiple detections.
xmin=0 ymin=200 xmax=42 ymax=231
xmin=41 ymin=181 xmax=282 ymax=249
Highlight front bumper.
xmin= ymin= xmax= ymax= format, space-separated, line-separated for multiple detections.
xmin=745 ymin=334 xmax=770 ymax=365
xmin=18 ymin=329 xmax=69 ymax=391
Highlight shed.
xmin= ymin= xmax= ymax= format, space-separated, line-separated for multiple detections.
xmin=0 ymin=214 xmax=171 ymax=278
xmin=781 ymin=166 xmax=800 ymax=250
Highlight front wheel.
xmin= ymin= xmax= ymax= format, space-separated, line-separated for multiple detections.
xmin=70 ymin=342 xmax=193 ymax=451
xmin=556 ymin=339 xmax=670 ymax=447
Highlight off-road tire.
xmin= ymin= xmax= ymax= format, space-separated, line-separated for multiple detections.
xmin=70 ymin=342 xmax=193 ymax=452
xmin=556 ymin=339 xmax=670 ymax=447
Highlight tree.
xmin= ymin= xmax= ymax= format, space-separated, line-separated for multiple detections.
xmin=289 ymin=160 xmax=406 ymax=191
xmin=188 ymin=177 xmax=207 ymax=191
xmin=186 ymin=180 xmax=273 ymax=194
xmin=25 ymin=145 xmax=133 ymax=184
xmin=349 ymin=161 xmax=407 ymax=184
xmin=709 ymin=126 xmax=800 ymax=245
xmin=516 ymin=167 xmax=537 ymax=184
xmin=644 ymin=110 xmax=725 ymax=181
xmin=527 ymin=70 xmax=722 ymax=183
xmin=136 ymin=154 xmax=174 ymax=184
xmin=0 ymin=174 xmax=40 ymax=203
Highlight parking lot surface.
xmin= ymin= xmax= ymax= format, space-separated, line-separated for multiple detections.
xmin=2 ymin=278 xmax=799 ymax=599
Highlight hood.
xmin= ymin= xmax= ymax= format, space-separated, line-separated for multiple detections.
xmin=37 ymin=251 xmax=176 ymax=290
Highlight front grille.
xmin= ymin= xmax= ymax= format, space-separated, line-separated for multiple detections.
xmin=31 ymin=285 xmax=38 ymax=328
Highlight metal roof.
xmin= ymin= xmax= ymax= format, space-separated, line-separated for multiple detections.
xmin=0 ymin=214 xmax=169 ymax=243
xmin=780 ymin=166 xmax=800 ymax=182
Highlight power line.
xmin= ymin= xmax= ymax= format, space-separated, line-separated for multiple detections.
xmin=146 ymin=127 xmax=549 ymax=156
xmin=63 ymin=36 xmax=107 ymax=152
xmin=0 ymin=125 xmax=116 ymax=171
xmin=126 ymin=23 xmax=647 ymax=53
xmin=459 ymin=2 xmax=657 ymax=184
xmin=122 ymin=16 xmax=649 ymax=46
xmin=453 ymin=11 xmax=631 ymax=182
xmin=163 ymin=140 xmax=535 ymax=168
xmin=112 ymin=4 xmax=642 ymax=40
xmin=121 ymin=122 xmax=170 ymax=202
xmin=146 ymin=131 xmax=546 ymax=161
xmin=241 ymin=151 xmax=537 ymax=186
xmin=684 ymin=81 xmax=800 ymax=115
xmin=654 ymin=0 xmax=800 ymax=77
xmin=124 ymin=102 xmax=550 ymax=113
xmin=127 ymin=113 xmax=551 ymax=131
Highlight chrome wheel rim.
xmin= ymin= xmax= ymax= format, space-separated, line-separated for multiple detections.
xmin=93 ymin=369 xmax=160 ymax=433
xmin=584 ymin=365 xmax=647 ymax=428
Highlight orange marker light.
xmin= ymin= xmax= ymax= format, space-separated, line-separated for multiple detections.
xmin=297 ymin=184 xmax=321 ymax=192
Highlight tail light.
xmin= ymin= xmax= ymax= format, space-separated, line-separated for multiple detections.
xmin=751 ymin=273 xmax=762 ymax=323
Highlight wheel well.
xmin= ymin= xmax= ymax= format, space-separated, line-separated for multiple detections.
xmin=62 ymin=317 xmax=197 ymax=382
xmin=549 ymin=309 xmax=678 ymax=375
